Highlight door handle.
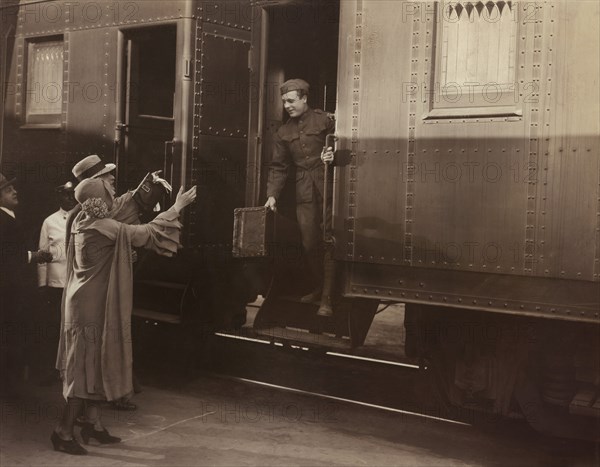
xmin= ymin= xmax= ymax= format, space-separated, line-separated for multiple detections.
xmin=164 ymin=140 xmax=175 ymax=191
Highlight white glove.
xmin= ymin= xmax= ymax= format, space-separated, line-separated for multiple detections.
xmin=151 ymin=170 xmax=172 ymax=194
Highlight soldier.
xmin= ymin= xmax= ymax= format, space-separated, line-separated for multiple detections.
xmin=264 ymin=79 xmax=336 ymax=317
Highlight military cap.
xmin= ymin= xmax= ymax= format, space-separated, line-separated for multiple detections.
xmin=280 ymin=79 xmax=310 ymax=95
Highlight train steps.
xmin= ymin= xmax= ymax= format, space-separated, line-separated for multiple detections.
xmin=132 ymin=279 xmax=189 ymax=325
xmin=570 ymin=387 xmax=600 ymax=417
xmin=252 ymin=294 xmax=376 ymax=350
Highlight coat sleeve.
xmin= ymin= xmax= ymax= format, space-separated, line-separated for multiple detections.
xmin=0 ymin=213 xmax=29 ymax=270
xmin=120 ymin=208 xmax=182 ymax=257
xmin=266 ymin=131 xmax=290 ymax=200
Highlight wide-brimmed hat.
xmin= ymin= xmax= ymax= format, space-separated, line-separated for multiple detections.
xmin=0 ymin=173 xmax=16 ymax=191
xmin=75 ymin=178 xmax=113 ymax=219
xmin=75 ymin=178 xmax=111 ymax=205
xmin=72 ymin=155 xmax=116 ymax=181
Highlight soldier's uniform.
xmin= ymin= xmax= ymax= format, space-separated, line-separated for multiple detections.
xmin=266 ymin=107 xmax=335 ymax=284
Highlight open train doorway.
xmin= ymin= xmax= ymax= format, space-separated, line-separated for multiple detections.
xmin=239 ymin=0 xmax=377 ymax=349
xmin=247 ymin=0 xmax=340 ymax=207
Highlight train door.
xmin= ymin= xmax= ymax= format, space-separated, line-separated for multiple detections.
xmin=114 ymin=24 xmax=188 ymax=326
xmin=242 ymin=0 xmax=375 ymax=348
xmin=117 ymin=25 xmax=178 ymax=192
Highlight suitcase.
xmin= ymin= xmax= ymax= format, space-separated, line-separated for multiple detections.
xmin=232 ymin=207 xmax=274 ymax=257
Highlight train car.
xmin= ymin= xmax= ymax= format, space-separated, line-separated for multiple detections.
xmin=1 ymin=0 xmax=598 ymax=438
xmin=0 ymin=0 xmax=256 ymax=336
xmin=236 ymin=0 xmax=600 ymax=439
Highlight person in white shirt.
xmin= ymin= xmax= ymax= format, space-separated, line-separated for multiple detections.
xmin=37 ymin=182 xmax=77 ymax=384
xmin=38 ymin=182 xmax=76 ymax=289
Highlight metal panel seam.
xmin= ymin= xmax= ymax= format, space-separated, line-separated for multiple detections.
xmin=347 ymin=0 xmax=363 ymax=262
xmin=404 ymin=3 xmax=422 ymax=266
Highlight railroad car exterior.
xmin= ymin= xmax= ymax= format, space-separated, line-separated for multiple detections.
xmin=329 ymin=0 xmax=600 ymax=436
xmin=1 ymin=0 xmax=254 ymax=328
xmin=333 ymin=0 xmax=599 ymax=327
xmin=242 ymin=0 xmax=600 ymax=437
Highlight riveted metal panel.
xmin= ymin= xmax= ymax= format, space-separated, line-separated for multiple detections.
xmin=408 ymin=2 xmax=533 ymax=276
xmin=197 ymin=0 xmax=254 ymax=30
xmin=351 ymin=1 xmax=412 ymax=266
xmin=331 ymin=0 xmax=360 ymax=261
xmin=541 ymin=1 xmax=600 ymax=282
xmin=198 ymin=33 xmax=249 ymax=137
xmin=189 ymin=15 xmax=250 ymax=246
xmin=3 ymin=32 xmax=70 ymax=170
xmin=15 ymin=0 xmax=189 ymax=37
xmin=339 ymin=1 xmax=599 ymax=321
xmin=65 ymin=27 xmax=115 ymax=155
xmin=345 ymin=262 xmax=600 ymax=324
xmin=193 ymin=134 xmax=248 ymax=244
xmin=200 ymin=31 xmax=250 ymax=138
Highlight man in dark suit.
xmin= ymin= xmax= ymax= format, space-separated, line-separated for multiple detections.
xmin=264 ymin=79 xmax=336 ymax=317
xmin=0 ymin=173 xmax=52 ymax=394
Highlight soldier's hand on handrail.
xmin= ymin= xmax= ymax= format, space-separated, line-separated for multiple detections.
xmin=321 ymin=146 xmax=334 ymax=164
xmin=174 ymin=186 xmax=197 ymax=213
xmin=264 ymin=196 xmax=277 ymax=212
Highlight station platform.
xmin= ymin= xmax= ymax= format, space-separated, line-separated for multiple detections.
xmin=1 ymin=369 xmax=594 ymax=466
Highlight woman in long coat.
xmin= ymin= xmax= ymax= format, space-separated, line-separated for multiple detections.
xmin=51 ymin=178 xmax=196 ymax=455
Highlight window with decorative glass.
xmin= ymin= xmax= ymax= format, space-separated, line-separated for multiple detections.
xmin=25 ymin=38 xmax=64 ymax=126
xmin=428 ymin=1 xmax=520 ymax=118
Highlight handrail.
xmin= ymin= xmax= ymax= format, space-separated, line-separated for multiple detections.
xmin=322 ymin=133 xmax=337 ymax=244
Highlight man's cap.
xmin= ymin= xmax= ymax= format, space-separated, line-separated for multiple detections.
xmin=280 ymin=79 xmax=310 ymax=95
xmin=0 ymin=173 xmax=16 ymax=191
xmin=55 ymin=181 xmax=75 ymax=193
xmin=72 ymin=155 xmax=116 ymax=181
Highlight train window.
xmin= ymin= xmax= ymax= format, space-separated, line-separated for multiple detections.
xmin=427 ymin=1 xmax=520 ymax=118
xmin=25 ymin=37 xmax=64 ymax=126
xmin=136 ymin=28 xmax=176 ymax=118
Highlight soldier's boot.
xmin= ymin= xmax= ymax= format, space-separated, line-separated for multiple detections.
xmin=300 ymin=288 xmax=322 ymax=304
xmin=300 ymin=254 xmax=323 ymax=304
xmin=317 ymin=255 xmax=335 ymax=318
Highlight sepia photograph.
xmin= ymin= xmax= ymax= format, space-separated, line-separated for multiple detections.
xmin=0 ymin=0 xmax=598 ymax=465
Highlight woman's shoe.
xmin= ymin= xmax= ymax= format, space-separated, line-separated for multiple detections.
xmin=80 ymin=423 xmax=121 ymax=445
xmin=111 ymin=399 xmax=137 ymax=411
xmin=50 ymin=431 xmax=88 ymax=455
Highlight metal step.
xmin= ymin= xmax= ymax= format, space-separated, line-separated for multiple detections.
xmin=133 ymin=308 xmax=181 ymax=324
xmin=569 ymin=387 xmax=600 ymax=417
xmin=255 ymin=326 xmax=353 ymax=351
